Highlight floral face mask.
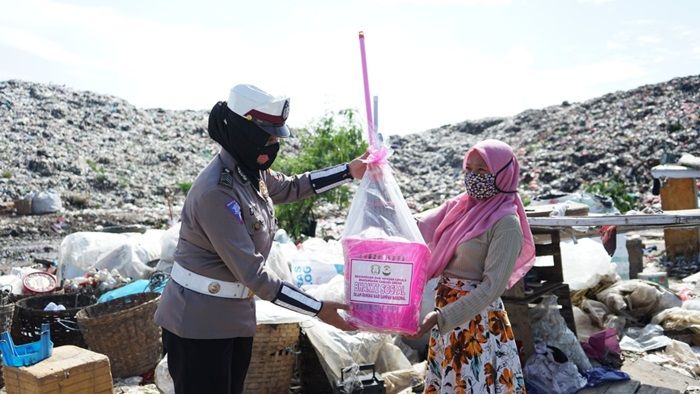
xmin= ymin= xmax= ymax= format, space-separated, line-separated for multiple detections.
xmin=463 ymin=157 xmax=518 ymax=200
xmin=464 ymin=172 xmax=498 ymax=200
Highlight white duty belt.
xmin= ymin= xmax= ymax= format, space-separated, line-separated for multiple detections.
xmin=171 ymin=262 xmax=253 ymax=299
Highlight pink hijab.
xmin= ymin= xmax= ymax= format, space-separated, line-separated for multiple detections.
xmin=418 ymin=139 xmax=536 ymax=289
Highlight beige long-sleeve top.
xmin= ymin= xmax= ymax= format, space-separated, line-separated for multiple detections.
xmin=436 ymin=214 xmax=523 ymax=335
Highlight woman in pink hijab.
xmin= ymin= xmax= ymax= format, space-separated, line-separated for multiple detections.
xmin=414 ymin=139 xmax=535 ymax=394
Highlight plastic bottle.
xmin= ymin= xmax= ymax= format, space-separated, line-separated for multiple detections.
xmin=611 ymin=234 xmax=629 ymax=280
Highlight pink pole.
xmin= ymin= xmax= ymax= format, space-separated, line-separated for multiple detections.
xmin=358 ymin=31 xmax=376 ymax=148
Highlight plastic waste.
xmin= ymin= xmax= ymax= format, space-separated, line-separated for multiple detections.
xmin=155 ymin=355 xmax=174 ymax=394
xmin=611 ymin=234 xmax=629 ymax=280
xmin=291 ymin=238 xmax=344 ymax=287
xmin=155 ymin=223 xmax=181 ymax=274
xmin=524 ymin=340 xmax=587 ymax=394
xmin=619 ymin=324 xmax=672 ymax=352
xmin=557 ymin=238 xmax=616 ymax=291
xmin=43 ymin=302 xmax=66 ymax=312
xmin=59 ymin=231 xmax=163 ymax=281
xmin=530 ymin=295 xmax=592 ymax=373
xmin=303 ymin=320 xmax=392 ymax=385
xmin=581 ymin=328 xmax=622 ymax=369
xmin=30 ymin=190 xmax=62 ymax=214
xmin=98 ymin=278 xmax=166 ymax=303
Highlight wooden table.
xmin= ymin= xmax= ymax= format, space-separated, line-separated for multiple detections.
xmin=505 ymin=209 xmax=700 ymax=361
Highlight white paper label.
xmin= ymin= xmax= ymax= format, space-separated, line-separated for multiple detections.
xmin=349 ymin=259 xmax=413 ymax=305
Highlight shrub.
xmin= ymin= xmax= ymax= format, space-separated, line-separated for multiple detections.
xmin=584 ymin=178 xmax=638 ymax=213
xmin=273 ymin=109 xmax=368 ymax=239
xmin=177 ymin=181 xmax=193 ymax=195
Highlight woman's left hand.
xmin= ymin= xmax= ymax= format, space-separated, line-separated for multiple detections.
xmin=404 ymin=311 xmax=439 ymax=340
xmin=348 ymin=151 xmax=370 ymax=180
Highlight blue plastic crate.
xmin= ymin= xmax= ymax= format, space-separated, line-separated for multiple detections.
xmin=0 ymin=323 xmax=53 ymax=367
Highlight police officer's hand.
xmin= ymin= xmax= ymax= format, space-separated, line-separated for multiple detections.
xmin=349 ymin=151 xmax=370 ymax=180
xmin=318 ymin=301 xmax=356 ymax=331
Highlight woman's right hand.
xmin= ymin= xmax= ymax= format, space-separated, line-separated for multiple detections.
xmin=404 ymin=311 xmax=439 ymax=340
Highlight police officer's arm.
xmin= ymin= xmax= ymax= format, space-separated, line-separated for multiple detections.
xmin=265 ymin=152 xmax=369 ymax=204
xmin=197 ymin=189 xmax=334 ymax=318
xmin=198 ymin=190 xmax=355 ymax=330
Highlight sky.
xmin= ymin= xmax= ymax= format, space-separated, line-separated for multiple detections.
xmin=1 ymin=0 xmax=698 ymax=136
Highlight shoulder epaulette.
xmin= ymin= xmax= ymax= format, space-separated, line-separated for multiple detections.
xmin=218 ymin=168 xmax=234 ymax=189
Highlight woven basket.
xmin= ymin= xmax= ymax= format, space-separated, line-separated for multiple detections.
xmin=11 ymin=293 xmax=95 ymax=348
xmin=0 ymin=303 xmax=14 ymax=333
xmin=243 ymin=323 xmax=299 ymax=394
xmin=76 ymin=292 xmax=162 ymax=378
xmin=0 ymin=303 xmax=15 ymax=388
xmin=299 ymin=331 xmax=334 ymax=394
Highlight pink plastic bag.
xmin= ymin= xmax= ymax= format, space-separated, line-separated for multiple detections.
xmin=342 ymin=153 xmax=431 ymax=335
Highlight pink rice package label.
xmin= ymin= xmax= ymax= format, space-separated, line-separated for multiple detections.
xmin=342 ymin=237 xmax=431 ymax=335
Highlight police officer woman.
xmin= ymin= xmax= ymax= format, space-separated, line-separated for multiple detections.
xmin=155 ymin=84 xmax=368 ymax=393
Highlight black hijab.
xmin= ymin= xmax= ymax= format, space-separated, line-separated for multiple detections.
xmin=208 ymin=101 xmax=280 ymax=184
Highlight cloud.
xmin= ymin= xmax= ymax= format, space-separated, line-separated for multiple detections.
xmin=0 ymin=0 xmax=272 ymax=110
xmin=637 ymin=35 xmax=662 ymax=44
xmin=576 ymin=0 xmax=616 ymax=4
xmin=622 ymin=19 xmax=658 ymax=26
xmin=606 ymin=40 xmax=626 ymax=50
xmin=0 ymin=0 xmax=694 ymax=136
xmin=381 ymin=0 xmax=510 ymax=5
xmin=0 ymin=26 xmax=85 ymax=66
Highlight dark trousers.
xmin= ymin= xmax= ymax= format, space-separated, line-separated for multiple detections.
xmin=162 ymin=328 xmax=254 ymax=394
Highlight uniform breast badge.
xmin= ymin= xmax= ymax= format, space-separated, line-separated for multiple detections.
xmin=259 ymin=180 xmax=269 ymax=199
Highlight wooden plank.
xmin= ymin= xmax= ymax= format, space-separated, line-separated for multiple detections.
xmin=628 ymin=237 xmax=644 ymax=279
xmin=663 ymin=228 xmax=700 ymax=257
xmin=660 ymin=178 xmax=700 ymax=257
xmin=525 ymin=202 xmax=590 ymax=217
xmin=528 ymin=211 xmax=700 ymax=228
xmin=651 ymin=164 xmax=700 ymax=179
xmin=660 ymin=178 xmax=698 ymax=210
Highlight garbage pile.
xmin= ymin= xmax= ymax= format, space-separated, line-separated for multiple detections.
xmin=2 ymin=188 xmax=700 ymax=393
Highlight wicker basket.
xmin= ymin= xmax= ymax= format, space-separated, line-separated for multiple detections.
xmin=76 ymin=292 xmax=162 ymax=378
xmin=0 ymin=303 xmax=15 ymax=388
xmin=243 ymin=323 xmax=299 ymax=394
xmin=299 ymin=331 xmax=334 ymax=394
xmin=11 ymin=293 xmax=95 ymax=348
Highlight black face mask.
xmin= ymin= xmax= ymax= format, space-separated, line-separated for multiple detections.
xmin=257 ymin=142 xmax=280 ymax=170
xmin=208 ymin=101 xmax=280 ymax=177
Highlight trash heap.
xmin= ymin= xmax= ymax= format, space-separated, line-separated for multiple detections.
xmin=2 ymin=208 xmax=700 ymax=393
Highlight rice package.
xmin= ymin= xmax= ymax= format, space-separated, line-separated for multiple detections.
xmin=342 ymin=149 xmax=431 ymax=334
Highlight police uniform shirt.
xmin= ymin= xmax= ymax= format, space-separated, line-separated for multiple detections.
xmin=155 ymin=149 xmax=353 ymax=339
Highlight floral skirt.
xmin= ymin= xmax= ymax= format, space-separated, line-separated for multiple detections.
xmin=425 ymin=277 xmax=526 ymax=394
